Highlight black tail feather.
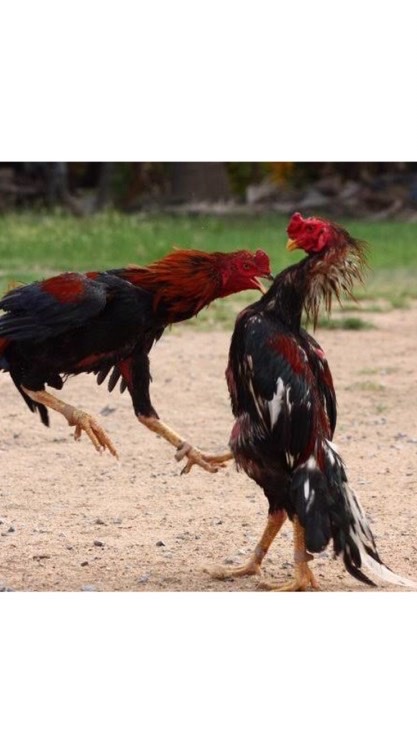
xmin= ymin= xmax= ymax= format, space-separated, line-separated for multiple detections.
xmin=342 ymin=552 xmax=376 ymax=587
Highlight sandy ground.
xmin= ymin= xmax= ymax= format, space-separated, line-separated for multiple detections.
xmin=1 ymin=304 xmax=417 ymax=592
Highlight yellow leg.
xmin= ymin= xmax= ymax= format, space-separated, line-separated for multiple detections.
xmin=137 ymin=414 xmax=233 ymax=474
xmin=22 ymin=387 xmax=118 ymax=458
xmin=258 ymin=517 xmax=320 ymax=591
xmin=205 ymin=511 xmax=287 ymax=579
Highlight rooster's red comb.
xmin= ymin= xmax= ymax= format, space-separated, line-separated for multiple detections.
xmin=254 ymin=249 xmax=271 ymax=272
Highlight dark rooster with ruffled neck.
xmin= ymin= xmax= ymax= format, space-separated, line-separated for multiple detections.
xmin=0 ymin=247 xmax=271 ymax=473
xmin=206 ymin=212 xmax=416 ymax=589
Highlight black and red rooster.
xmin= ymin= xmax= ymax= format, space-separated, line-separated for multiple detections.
xmin=0 ymin=247 xmax=271 ymax=473
xmin=207 ymin=212 xmax=416 ymax=590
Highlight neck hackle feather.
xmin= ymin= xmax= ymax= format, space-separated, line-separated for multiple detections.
xmin=303 ymin=228 xmax=368 ymax=327
xmin=121 ymin=249 xmax=225 ymax=319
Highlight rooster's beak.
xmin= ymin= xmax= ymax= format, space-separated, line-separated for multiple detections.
xmin=256 ymin=273 xmax=274 ymax=294
xmin=286 ymin=238 xmax=299 ymax=252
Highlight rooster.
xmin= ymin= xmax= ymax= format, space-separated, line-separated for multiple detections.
xmin=0 ymin=247 xmax=272 ymax=473
xmin=207 ymin=213 xmax=416 ymax=589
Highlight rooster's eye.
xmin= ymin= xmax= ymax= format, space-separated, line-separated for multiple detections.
xmin=243 ymin=263 xmax=251 ymax=270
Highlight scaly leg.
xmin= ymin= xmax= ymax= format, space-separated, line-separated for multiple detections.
xmin=22 ymin=387 xmax=118 ymax=458
xmin=258 ymin=516 xmax=320 ymax=591
xmin=205 ymin=511 xmax=287 ymax=579
xmin=137 ymin=414 xmax=233 ymax=474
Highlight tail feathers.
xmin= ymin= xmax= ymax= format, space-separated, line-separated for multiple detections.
xmin=292 ymin=440 xmax=417 ymax=589
xmin=355 ymin=543 xmax=417 ymax=588
xmin=341 ymin=480 xmax=417 ymax=589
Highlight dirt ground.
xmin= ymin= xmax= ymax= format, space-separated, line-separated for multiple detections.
xmin=1 ymin=304 xmax=417 ymax=592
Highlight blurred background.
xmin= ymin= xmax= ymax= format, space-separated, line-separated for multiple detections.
xmin=1 ymin=162 xmax=417 ymax=218
xmin=1 ymin=162 xmax=417 ymax=326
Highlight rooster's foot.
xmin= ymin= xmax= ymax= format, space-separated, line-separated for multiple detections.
xmin=175 ymin=443 xmax=232 ymax=475
xmin=203 ymin=559 xmax=261 ymax=580
xmin=21 ymin=387 xmax=119 ymax=459
xmin=67 ymin=408 xmax=119 ymax=458
xmin=257 ymin=561 xmax=320 ymax=592
xmin=205 ymin=513 xmax=287 ymax=582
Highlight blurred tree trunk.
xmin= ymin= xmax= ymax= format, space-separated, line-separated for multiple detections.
xmin=94 ymin=162 xmax=114 ymax=211
xmin=45 ymin=163 xmax=85 ymax=216
xmin=167 ymin=163 xmax=231 ymax=202
xmin=46 ymin=163 xmax=68 ymax=205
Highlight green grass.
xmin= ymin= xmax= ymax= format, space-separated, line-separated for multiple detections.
xmin=314 ymin=316 xmax=375 ymax=331
xmin=1 ymin=210 xmax=417 ymax=326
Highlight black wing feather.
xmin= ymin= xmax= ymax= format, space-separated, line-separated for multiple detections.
xmin=0 ymin=273 xmax=108 ymax=342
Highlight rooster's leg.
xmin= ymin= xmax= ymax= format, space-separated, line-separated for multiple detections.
xmin=258 ymin=516 xmax=320 ymax=591
xmin=22 ymin=387 xmax=118 ymax=458
xmin=204 ymin=511 xmax=287 ymax=579
xmin=137 ymin=414 xmax=233 ymax=474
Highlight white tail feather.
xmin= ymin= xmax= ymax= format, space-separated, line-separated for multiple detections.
xmin=342 ymin=480 xmax=417 ymax=589
xmin=357 ymin=548 xmax=417 ymax=589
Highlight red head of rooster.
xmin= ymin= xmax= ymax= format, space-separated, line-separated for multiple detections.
xmin=286 ymin=212 xmax=346 ymax=254
xmin=218 ymin=249 xmax=272 ymax=296
xmin=282 ymin=212 xmax=368 ymax=325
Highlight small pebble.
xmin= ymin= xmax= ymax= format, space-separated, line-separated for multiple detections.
xmin=81 ymin=561 xmax=89 ymax=567
xmin=156 ymin=540 xmax=165 ymax=547
xmin=224 ymin=557 xmax=234 ymax=565
xmin=81 ymin=585 xmax=97 ymax=592
xmin=94 ymin=540 xmax=104 ymax=547
xmin=137 ymin=575 xmax=150 ymax=584
xmin=8 ymin=526 xmax=15 ymax=533
xmin=100 ymin=405 xmax=116 ymax=416
xmin=95 ymin=518 xmax=106 ymax=525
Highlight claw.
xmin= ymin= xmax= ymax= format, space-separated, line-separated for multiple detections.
xmin=68 ymin=409 xmax=119 ymax=458
xmin=136 ymin=416 xmax=232 ymax=475
xmin=257 ymin=562 xmax=320 ymax=592
xmin=180 ymin=446 xmax=220 ymax=475
xmin=203 ymin=561 xmax=262 ymax=580
xmin=175 ymin=441 xmax=192 ymax=462
xmin=175 ymin=442 xmax=231 ymax=475
xmin=20 ymin=387 xmax=119 ymax=460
